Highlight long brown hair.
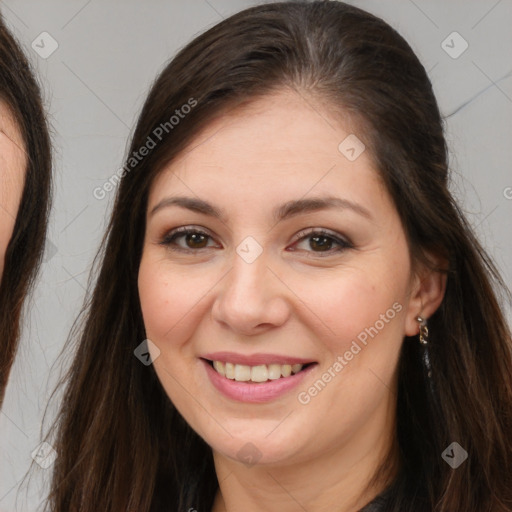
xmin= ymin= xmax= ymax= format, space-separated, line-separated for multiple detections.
xmin=46 ymin=2 xmax=512 ymax=510
xmin=0 ymin=16 xmax=52 ymax=406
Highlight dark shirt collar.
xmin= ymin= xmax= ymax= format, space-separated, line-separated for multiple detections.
xmin=358 ymin=484 xmax=392 ymax=512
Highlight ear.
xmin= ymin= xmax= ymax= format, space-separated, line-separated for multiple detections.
xmin=404 ymin=258 xmax=447 ymax=337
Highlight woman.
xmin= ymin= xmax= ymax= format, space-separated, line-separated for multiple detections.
xmin=47 ymin=2 xmax=512 ymax=511
xmin=0 ymin=15 xmax=52 ymax=407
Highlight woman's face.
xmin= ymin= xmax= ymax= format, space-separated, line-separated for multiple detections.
xmin=0 ymin=101 xmax=26 ymax=279
xmin=138 ymin=89 xmax=426 ymax=468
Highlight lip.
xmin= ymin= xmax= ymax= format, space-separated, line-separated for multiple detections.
xmin=201 ymin=358 xmax=317 ymax=403
xmin=201 ymin=351 xmax=316 ymax=366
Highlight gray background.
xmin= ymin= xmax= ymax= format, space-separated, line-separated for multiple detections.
xmin=0 ymin=1 xmax=511 ymax=510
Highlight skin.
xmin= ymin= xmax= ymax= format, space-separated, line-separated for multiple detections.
xmin=138 ymin=89 xmax=446 ymax=512
xmin=0 ymin=100 xmax=26 ymax=280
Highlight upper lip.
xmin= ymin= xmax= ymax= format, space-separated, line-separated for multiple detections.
xmin=201 ymin=352 xmax=316 ymax=366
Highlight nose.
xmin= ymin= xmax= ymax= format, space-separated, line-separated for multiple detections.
xmin=211 ymin=251 xmax=290 ymax=336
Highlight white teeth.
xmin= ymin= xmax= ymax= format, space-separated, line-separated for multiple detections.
xmin=213 ymin=361 xmax=225 ymax=376
xmin=211 ymin=361 xmax=305 ymax=382
xmin=251 ymin=365 xmax=268 ymax=382
xmin=225 ymin=362 xmax=235 ymax=379
xmin=268 ymin=364 xmax=282 ymax=380
xmin=281 ymin=364 xmax=292 ymax=377
xmin=291 ymin=363 xmax=303 ymax=374
xmin=234 ymin=364 xmax=251 ymax=381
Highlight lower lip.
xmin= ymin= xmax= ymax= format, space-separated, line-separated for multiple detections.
xmin=201 ymin=359 xmax=317 ymax=403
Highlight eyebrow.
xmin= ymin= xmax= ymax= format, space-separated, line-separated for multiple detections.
xmin=150 ymin=195 xmax=373 ymax=222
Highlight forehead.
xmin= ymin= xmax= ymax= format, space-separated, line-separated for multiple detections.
xmin=171 ymin=90 xmax=362 ymax=167
xmin=149 ymin=89 xmax=387 ymax=211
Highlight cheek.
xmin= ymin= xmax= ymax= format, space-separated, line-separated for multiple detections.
xmin=137 ymin=253 xmax=215 ymax=347
xmin=298 ymin=254 xmax=410 ymax=400
xmin=298 ymin=265 xmax=408 ymax=352
xmin=138 ymin=253 xmax=215 ymax=437
xmin=297 ymin=268 xmax=407 ymax=425
xmin=139 ymin=256 xmax=187 ymax=341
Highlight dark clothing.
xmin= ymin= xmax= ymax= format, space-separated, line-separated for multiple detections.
xmin=359 ymin=485 xmax=392 ymax=512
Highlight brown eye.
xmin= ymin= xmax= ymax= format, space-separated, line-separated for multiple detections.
xmin=184 ymin=232 xmax=208 ymax=249
xmin=160 ymin=227 xmax=218 ymax=252
xmin=290 ymin=228 xmax=353 ymax=256
xmin=309 ymin=234 xmax=334 ymax=252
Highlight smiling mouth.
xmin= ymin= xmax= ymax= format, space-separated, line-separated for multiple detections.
xmin=203 ymin=359 xmax=316 ymax=383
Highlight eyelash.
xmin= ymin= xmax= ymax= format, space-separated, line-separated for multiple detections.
xmin=159 ymin=226 xmax=353 ymax=257
xmin=292 ymin=228 xmax=353 ymax=256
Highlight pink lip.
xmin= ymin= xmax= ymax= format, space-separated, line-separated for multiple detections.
xmin=201 ymin=351 xmax=315 ymax=366
xmin=201 ymin=359 xmax=317 ymax=403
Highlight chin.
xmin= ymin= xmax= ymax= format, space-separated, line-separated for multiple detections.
xmin=207 ymin=426 xmax=307 ymax=467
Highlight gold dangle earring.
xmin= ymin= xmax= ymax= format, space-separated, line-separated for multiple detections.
xmin=416 ymin=315 xmax=433 ymax=383
xmin=416 ymin=316 xmax=429 ymax=345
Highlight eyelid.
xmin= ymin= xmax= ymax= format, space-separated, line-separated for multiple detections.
xmin=159 ymin=225 xmax=220 ymax=250
xmin=291 ymin=227 xmax=353 ymax=248
xmin=158 ymin=225 xmax=353 ymax=255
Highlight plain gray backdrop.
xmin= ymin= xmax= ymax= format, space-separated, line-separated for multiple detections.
xmin=0 ymin=1 xmax=511 ymax=510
